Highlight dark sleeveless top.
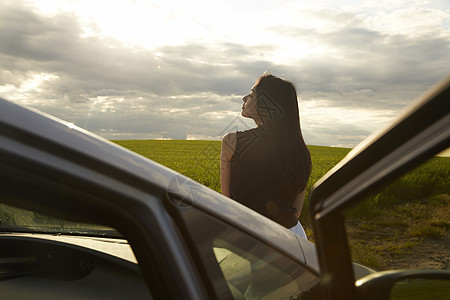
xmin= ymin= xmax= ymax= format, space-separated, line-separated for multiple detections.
xmin=229 ymin=127 xmax=298 ymax=228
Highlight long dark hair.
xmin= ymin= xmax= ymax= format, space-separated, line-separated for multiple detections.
xmin=254 ymin=73 xmax=311 ymax=201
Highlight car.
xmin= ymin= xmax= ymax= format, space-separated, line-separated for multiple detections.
xmin=0 ymin=76 xmax=449 ymax=299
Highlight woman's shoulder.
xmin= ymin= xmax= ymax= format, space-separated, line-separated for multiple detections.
xmin=223 ymin=128 xmax=254 ymax=140
xmin=222 ymin=131 xmax=237 ymax=142
xmin=221 ymin=132 xmax=237 ymax=161
xmin=222 ymin=127 xmax=265 ymax=152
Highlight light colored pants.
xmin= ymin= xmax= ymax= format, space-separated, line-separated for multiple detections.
xmin=289 ymin=220 xmax=307 ymax=240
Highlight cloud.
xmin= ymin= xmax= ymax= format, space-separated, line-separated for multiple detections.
xmin=267 ymin=7 xmax=450 ymax=110
xmin=0 ymin=3 xmax=264 ymax=98
xmin=0 ymin=1 xmax=272 ymax=141
xmin=0 ymin=1 xmax=449 ymax=148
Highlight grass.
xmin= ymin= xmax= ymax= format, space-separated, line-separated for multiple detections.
xmin=113 ymin=140 xmax=449 ymax=270
xmin=114 ymin=140 xmax=351 ymax=200
xmin=116 ymin=140 xmax=223 ymax=191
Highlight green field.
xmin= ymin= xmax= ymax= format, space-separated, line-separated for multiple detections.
xmin=113 ymin=140 xmax=352 ymax=195
xmin=114 ymin=139 xmax=450 ymax=270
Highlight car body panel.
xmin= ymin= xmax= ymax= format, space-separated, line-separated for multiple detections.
xmin=0 ymin=97 xmax=323 ymax=298
xmin=0 ymin=99 xmax=207 ymax=298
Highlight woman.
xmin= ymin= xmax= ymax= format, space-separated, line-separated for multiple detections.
xmin=220 ymin=73 xmax=311 ymax=239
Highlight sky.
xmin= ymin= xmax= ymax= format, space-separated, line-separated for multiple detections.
xmin=0 ymin=0 xmax=449 ymax=148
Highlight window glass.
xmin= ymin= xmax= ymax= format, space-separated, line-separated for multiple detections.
xmin=177 ymin=206 xmax=321 ymax=299
xmin=345 ymin=155 xmax=449 ymax=272
xmin=213 ymin=239 xmax=319 ymax=300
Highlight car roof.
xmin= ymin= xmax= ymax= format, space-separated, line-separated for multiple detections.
xmin=0 ymin=97 xmax=319 ymax=272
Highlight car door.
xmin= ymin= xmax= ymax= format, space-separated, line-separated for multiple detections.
xmin=309 ymin=77 xmax=450 ymax=299
xmin=0 ymin=98 xmax=209 ymax=299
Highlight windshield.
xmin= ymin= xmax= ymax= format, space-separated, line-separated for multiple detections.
xmin=0 ymin=203 xmax=121 ymax=238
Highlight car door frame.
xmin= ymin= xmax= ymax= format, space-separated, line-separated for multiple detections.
xmin=308 ymin=76 xmax=450 ymax=299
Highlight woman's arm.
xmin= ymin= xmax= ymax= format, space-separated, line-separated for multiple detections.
xmin=220 ymin=132 xmax=236 ymax=197
xmin=293 ymin=188 xmax=306 ymax=219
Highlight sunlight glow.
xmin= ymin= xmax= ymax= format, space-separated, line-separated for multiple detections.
xmin=0 ymin=72 xmax=59 ymax=105
xmin=19 ymin=73 xmax=59 ymax=93
xmin=29 ymin=0 xmax=216 ymax=49
xmin=26 ymin=0 xmax=449 ymax=59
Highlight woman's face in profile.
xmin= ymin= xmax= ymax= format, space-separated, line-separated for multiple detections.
xmin=241 ymin=84 xmax=259 ymax=120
